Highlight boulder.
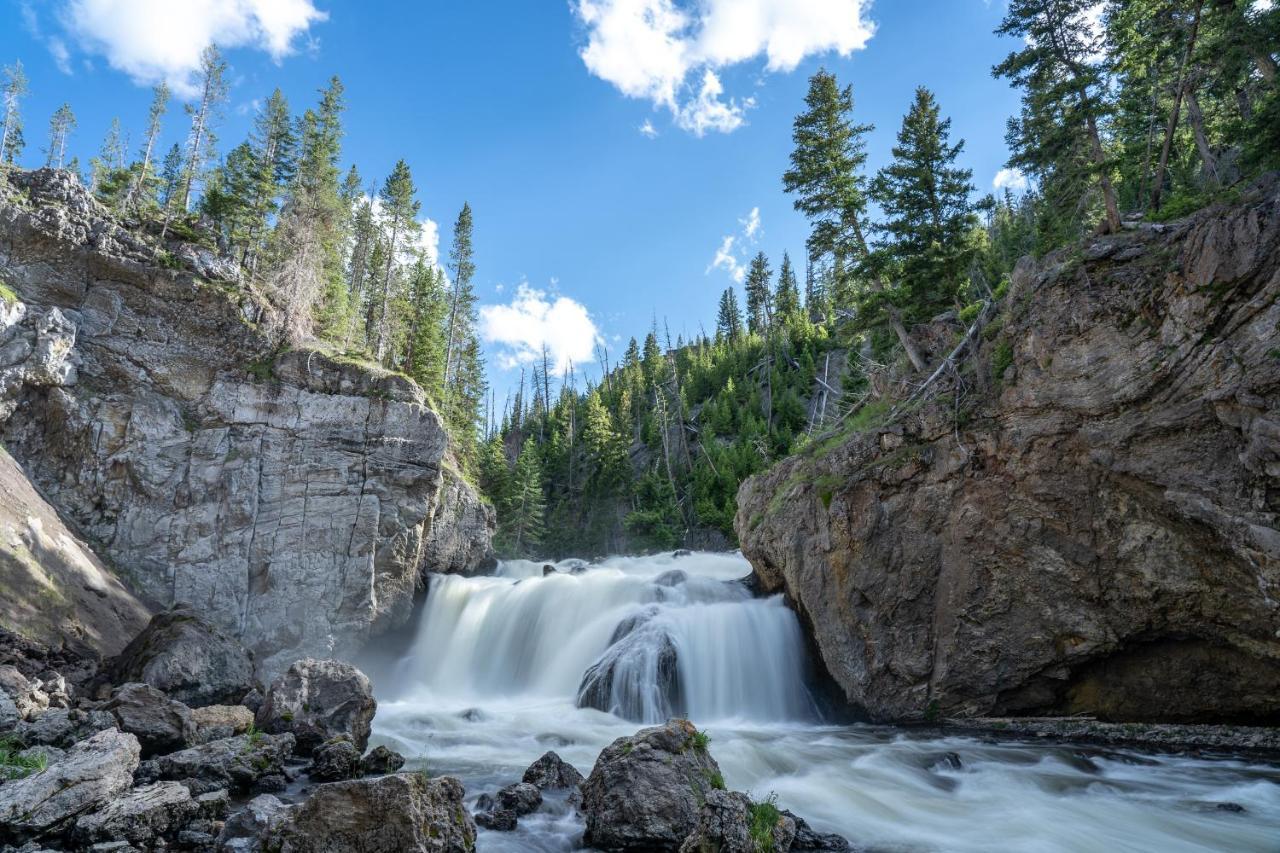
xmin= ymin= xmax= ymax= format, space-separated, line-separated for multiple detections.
xmin=189 ymin=704 xmax=255 ymax=743
xmin=256 ymin=659 xmax=376 ymax=754
xmin=106 ymin=606 xmax=258 ymax=708
xmin=496 ymin=781 xmax=542 ymax=816
xmin=521 ymin=750 xmax=584 ymax=790
xmin=577 ymin=610 xmax=682 ymax=721
xmin=216 ymin=793 xmax=289 ymax=852
xmin=785 ymin=811 xmax=851 ymax=852
xmin=581 ymin=719 xmax=722 ymax=851
xmin=104 ymin=682 xmax=197 ymax=757
xmin=73 ymin=781 xmax=199 ymax=847
xmin=136 ymin=732 xmax=294 ymax=794
xmin=0 ymin=664 xmax=49 ymax=726
xmin=679 ymin=790 xmax=796 ymax=853
xmin=308 ymin=736 xmax=362 ymax=782
xmin=13 ymin=707 xmax=115 ymax=749
xmin=263 ymin=773 xmax=476 ymax=853
xmin=0 ymin=728 xmax=140 ymax=843
xmin=474 ymin=798 xmax=517 ymax=832
xmin=360 ymin=744 xmax=406 ymax=776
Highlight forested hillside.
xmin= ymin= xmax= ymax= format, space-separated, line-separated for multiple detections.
xmin=478 ymin=0 xmax=1278 ymax=558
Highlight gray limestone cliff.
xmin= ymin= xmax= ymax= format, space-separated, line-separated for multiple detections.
xmin=738 ymin=177 xmax=1280 ymax=724
xmin=0 ymin=168 xmax=493 ymax=672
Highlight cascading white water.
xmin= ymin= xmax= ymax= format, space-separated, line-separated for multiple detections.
xmin=374 ymin=552 xmax=1280 ymax=853
xmin=394 ymin=553 xmax=815 ymax=724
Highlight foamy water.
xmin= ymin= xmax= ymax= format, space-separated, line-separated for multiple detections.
xmin=372 ymin=552 xmax=1280 ymax=852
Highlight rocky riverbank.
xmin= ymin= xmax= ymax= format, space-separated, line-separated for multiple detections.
xmin=738 ymin=176 xmax=1280 ymax=724
xmin=0 ymin=606 xmax=853 ymax=852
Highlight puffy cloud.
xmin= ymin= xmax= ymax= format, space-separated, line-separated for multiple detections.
xmin=480 ymin=284 xmax=602 ymax=373
xmin=993 ymin=167 xmax=1029 ymax=193
xmin=574 ymin=0 xmax=874 ymax=136
xmin=56 ymin=0 xmax=327 ymax=96
xmin=707 ymin=206 xmax=760 ymax=283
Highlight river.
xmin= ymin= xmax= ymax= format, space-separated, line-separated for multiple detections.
xmin=371 ymin=552 xmax=1280 ymax=852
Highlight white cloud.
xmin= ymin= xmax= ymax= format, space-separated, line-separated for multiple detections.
xmin=480 ymin=284 xmax=602 ymax=373
xmin=574 ymin=0 xmax=874 ymax=136
xmin=57 ymin=0 xmax=327 ymax=97
xmin=707 ymin=206 xmax=760 ymax=283
xmin=993 ymin=167 xmax=1029 ymax=193
xmin=639 ymin=119 xmax=659 ymax=138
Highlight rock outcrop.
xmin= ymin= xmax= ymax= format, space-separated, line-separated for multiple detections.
xmin=0 ymin=168 xmax=493 ymax=673
xmin=256 ymin=657 xmax=376 ymax=754
xmin=738 ymin=178 xmax=1280 ymax=723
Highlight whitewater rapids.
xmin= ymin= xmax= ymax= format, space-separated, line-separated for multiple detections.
xmin=372 ymin=552 xmax=1280 ymax=853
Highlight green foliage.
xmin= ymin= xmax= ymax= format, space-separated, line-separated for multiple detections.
xmin=0 ymin=738 xmax=47 ymax=781
xmin=747 ymin=794 xmax=783 ymax=853
xmin=690 ymin=729 xmax=711 ymax=752
xmin=992 ymin=340 xmax=1014 ymax=380
xmin=0 ymin=280 xmax=17 ymax=305
xmin=704 ymin=768 xmax=726 ymax=791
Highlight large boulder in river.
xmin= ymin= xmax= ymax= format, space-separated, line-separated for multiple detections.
xmin=262 ymin=773 xmax=476 ymax=853
xmin=104 ymin=682 xmax=197 ymax=757
xmin=577 ymin=608 xmax=682 ymax=721
xmin=0 ymin=728 xmax=140 ymax=844
xmin=308 ymin=736 xmax=363 ymax=782
xmin=257 ymin=658 xmax=376 ymax=754
xmin=679 ymin=790 xmax=796 ymax=853
xmin=522 ymin=750 xmax=584 ymax=790
xmin=581 ymin=719 xmax=723 ymax=851
xmin=106 ymin=605 xmax=258 ymax=708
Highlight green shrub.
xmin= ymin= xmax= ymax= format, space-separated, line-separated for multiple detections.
xmin=689 ymin=729 xmax=711 ymax=752
xmin=0 ymin=280 xmax=17 ymax=306
xmin=993 ymin=275 xmax=1011 ymax=301
xmin=0 ymin=738 xmax=47 ymax=780
xmin=958 ymin=301 xmax=982 ymax=326
xmin=748 ymin=794 xmax=783 ymax=852
xmin=992 ymin=341 xmax=1014 ymax=380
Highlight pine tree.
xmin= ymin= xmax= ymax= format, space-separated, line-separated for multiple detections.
xmin=870 ymin=87 xmax=978 ymax=322
xmin=0 ymin=60 xmax=28 ymax=165
xmin=242 ymin=89 xmax=296 ymax=273
xmin=715 ymin=287 xmax=743 ymax=342
xmin=506 ymin=439 xmax=546 ymax=554
xmin=158 ymin=144 xmax=184 ymax=214
xmin=91 ymin=117 xmax=130 ymax=207
xmin=404 ymin=260 xmax=448 ymax=400
xmin=179 ymin=45 xmax=229 ymax=212
xmin=373 ymin=160 xmax=420 ymax=360
xmin=743 ymin=251 xmax=773 ymax=335
xmin=784 ymin=69 xmax=927 ymax=371
xmin=995 ymin=0 xmax=1122 ymax=233
xmin=444 ymin=203 xmax=476 ymax=389
xmin=45 ymin=104 xmax=76 ymax=169
xmin=774 ymin=251 xmax=801 ymax=322
xmin=126 ymin=83 xmax=169 ymax=212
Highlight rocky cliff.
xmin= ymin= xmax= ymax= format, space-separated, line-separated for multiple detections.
xmin=738 ymin=178 xmax=1280 ymax=723
xmin=0 ymin=168 xmax=493 ymax=673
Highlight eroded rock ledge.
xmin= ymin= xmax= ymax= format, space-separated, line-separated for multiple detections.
xmin=738 ymin=177 xmax=1280 ymax=723
xmin=0 ymin=168 xmax=494 ymax=673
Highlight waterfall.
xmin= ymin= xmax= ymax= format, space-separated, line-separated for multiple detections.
xmin=394 ymin=552 xmax=816 ymax=725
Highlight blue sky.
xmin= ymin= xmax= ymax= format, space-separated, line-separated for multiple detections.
xmin=1 ymin=0 xmax=1026 ymax=404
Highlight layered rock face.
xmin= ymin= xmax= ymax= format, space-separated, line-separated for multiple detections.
xmin=0 ymin=168 xmax=493 ymax=672
xmin=738 ymin=180 xmax=1280 ymax=723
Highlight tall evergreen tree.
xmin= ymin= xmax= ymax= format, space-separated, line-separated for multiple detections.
xmin=506 ymin=439 xmax=546 ymax=554
xmin=0 ymin=60 xmax=28 ymax=165
xmin=372 ymin=159 xmax=420 ymax=360
xmin=775 ymin=251 xmax=801 ymax=321
xmin=444 ymin=202 xmax=476 ymax=389
xmin=243 ymin=89 xmax=296 ymax=273
xmin=45 ymin=104 xmax=75 ymax=169
xmin=715 ymin=287 xmax=743 ymax=342
xmin=870 ymin=87 xmax=978 ymax=322
xmin=404 ymin=259 xmax=448 ymax=399
xmin=744 ymin=251 xmax=773 ymax=335
xmin=126 ymin=83 xmax=169 ymax=211
xmin=179 ymin=45 xmax=229 ymax=212
xmin=994 ymin=0 xmax=1123 ymax=233
xmin=157 ymin=143 xmax=184 ymax=213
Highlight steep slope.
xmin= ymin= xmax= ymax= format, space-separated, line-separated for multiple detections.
xmin=738 ymin=178 xmax=1280 ymax=723
xmin=0 ymin=168 xmax=493 ymax=674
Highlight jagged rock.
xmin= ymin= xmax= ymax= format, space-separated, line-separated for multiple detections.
xmin=521 ymin=750 xmax=584 ymax=790
xmin=577 ymin=609 xmax=682 ymax=721
xmin=104 ymin=682 xmax=197 ymax=757
xmin=262 ymin=773 xmax=476 ymax=853
xmin=0 ymin=168 xmax=495 ymax=674
xmin=0 ymin=728 xmax=140 ymax=843
xmin=257 ymin=659 xmax=376 ymax=755
xmin=13 ymin=707 xmax=115 ymax=749
xmin=195 ymin=788 xmax=230 ymax=820
xmin=0 ymin=665 xmax=48 ymax=727
xmin=679 ymin=790 xmax=796 ymax=853
xmin=784 ymin=811 xmax=851 ymax=851
xmin=136 ymin=732 xmax=294 ymax=794
xmin=475 ymin=808 xmax=517 ymax=831
xmin=215 ymin=793 xmax=289 ymax=852
xmin=189 ymin=704 xmax=255 ymax=743
xmin=72 ymin=781 xmax=199 ymax=847
xmin=496 ymin=781 xmax=542 ymax=816
xmin=105 ymin=606 xmax=258 ymax=709
xmin=581 ymin=719 xmax=722 ymax=851
xmin=738 ymin=179 xmax=1280 ymax=723
xmin=308 ymin=736 xmax=362 ymax=781
xmin=360 ymin=744 xmax=406 ymax=776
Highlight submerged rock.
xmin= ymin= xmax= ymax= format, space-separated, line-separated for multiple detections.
xmin=360 ymin=744 xmax=406 ymax=776
xmin=522 ymin=750 xmax=584 ymax=790
xmin=581 ymin=719 xmax=722 ymax=851
xmin=784 ymin=810 xmax=851 ymax=851
xmin=256 ymin=658 xmax=376 ymax=755
xmin=496 ymin=781 xmax=542 ymax=816
xmin=576 ymin=609 xmax=683 ymax=721
xmin=105 ymin=606 xmax=258 ymax=709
